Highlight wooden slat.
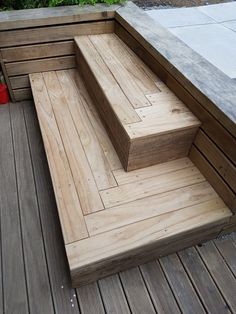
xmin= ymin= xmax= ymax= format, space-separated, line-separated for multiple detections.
xmin=10 ymin=75 xmax=29 ymax=89
xmin=120 ymin=268 xmax=156 ymax=314
xmin=10 ymin=102 xmax=54 ymax=313
xmin=1 ymin=41 xmax=74 ymax=62
xmin=214 ymin=237 xmax=236 ymax=277
xmin=77 ymin=283 xmax=105 ymax=314
xmin=42 ymin=71 xmax=104 ymax=214
xmin=115 ymin=22 xmax=236 ymax=165
xmin=23 ymin=102 xmax=81 ymax=313
xmin=75 ymin=35 xmax=140 ymax=125
xmin=178 ymin=247 xmax=229 ymax=313
xmin=86 ymin=182 xmax=218 ymax=236
xmin=190 ymin=146 xmax=236 ymax=212
xmin=113 ymin=157 xmax=192 ymax=185
xmin=89 ymin=34 xmax=151 ymax=109
xmin=197 ymin=242 xmax=236 ymax=312
xmin=6 ymin=55 xmax=75 ymax=76
xmin=30 ymin=72 xmax=88 ymax=243
xmin=66 ymin=200 xmax=230 ymax=286
xmin=100 ymin=166 xmax=205 ymax=208
xmin=57 ymin=70 xmax=117 ymax=190
xmin=0 ymin=4 xmax=118 ymax=30
xmin=99 ymin=275 xmax=130 ymax=314
xmin=70 ymin=69 xmax=122 ymax=171
xmin=140 ymin=261 xmax=181 ymax=314
xmin=0 ymin=104 xmax=29 ymax=314
xmin=160 ymin=254 xmax=205 ymax=313
xmin=13 ymin=88 xmax=32 ymax=101
xmin=0 ymin=21 xmax=114 ymax=47
xmin=195 ymin=130 xmax=236 ymax=193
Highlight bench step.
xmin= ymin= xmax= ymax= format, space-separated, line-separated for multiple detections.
xmin=75 ymin=33 xmax=200 ymax=171
xmin=30 ymin=69 xmax=231 ymax=287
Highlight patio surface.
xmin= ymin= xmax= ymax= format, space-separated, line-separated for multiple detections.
xmin=147 ymin=2 xmax=236 ymax=79
xmin=0 ymin=101 xmax=236 ymax=313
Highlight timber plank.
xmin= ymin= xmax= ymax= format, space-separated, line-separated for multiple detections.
xmin=120 ymin=267 xmax=156 ymax=314
xmin=70 ymin=69 xmax=122 ymax=171
xmin=23 ymin=101 xmax=81 ymax=313
xmin=10 ymin=75 xmax=30 ymax=89
xmin=0 ymin=21 xmax=114 ymax=47
xmin=100 ymin=166 xmax=205 ymax=208
xmin=42 ymin=71 xmax=104 ymax=212
xmin=214 ymin=236 xmax=236 ymax=277
xmin=160 ymin=254 xmax=206 ymax=314
xmin=194 ymin=130 xmax=236 ymax=193
xmin=1 ymin=41 xmax=74 ymax=62
xmin=13 ymin=88 xmax=32 ymax=101
xmin=178 ymin=247 xmax=230 ymax=313
xmin=86 ymin=182 xmax=218 ymax=236
xmin=99 ymin=275 xmax=130 ymax=314
xmin=10 ymin=102 xmax=54 ymax=314
xmin=197 ymin=241 xmax=236 ymax=312
xmin=56 ymin=70 xmax=117 ymax=190
xmin=0 ymin=104 xmax=29 ymax=314
xmin=77 ymin=283 xmax=105 ymax=314
xmin=89 ymin=34 xmax=151 ymax=109
xmin=66 ymin=200 xmax=230 ymax=286
xmin=30 ymin=72 xmax=88 ymax=243
xmin=140 ymin=261 xmax=181 ymax=314
xmin=75 ymin=35 xmax=140 ymax=125
xmin=6 ymin=55 xmax=75 ymax=76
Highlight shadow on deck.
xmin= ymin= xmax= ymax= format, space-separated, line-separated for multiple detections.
xmin=0 ymin=101 xmax=236 ymax=314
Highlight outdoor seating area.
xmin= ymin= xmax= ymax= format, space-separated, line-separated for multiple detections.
xmin=0 ymin=1 xmax=235 ymax=312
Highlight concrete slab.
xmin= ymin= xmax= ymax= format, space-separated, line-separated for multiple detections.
xmin=170 ymin=23 xmax=236 ymax=78
xmin=147 ymin=7 xmax=215 ymax=28
xmin=222 ymin=20 xmax=236 ymax=32
xmin=198 ymin=2 xmax=236 ymax=22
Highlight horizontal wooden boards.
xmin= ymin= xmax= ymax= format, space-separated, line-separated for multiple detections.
xmin=0 ymin=4 xmax=119 ymax=30
xmin=75 ymin=33 xmax=200 ymax=170
xmin=0 ymin=21 xmax=114 ymax=48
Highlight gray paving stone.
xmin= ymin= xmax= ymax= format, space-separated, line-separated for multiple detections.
xmin=147 ymin=7 xmax=215 ymax=28
xmin=170 ymin=23 xmax=236 ymax=78
xmin=222 ymin=20 xmax=236 ymax=32
xmin=198 ymin=2 xmax=236 ymax=22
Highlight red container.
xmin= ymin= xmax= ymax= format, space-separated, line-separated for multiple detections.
xmin=0 ymin=83 xmax=9 ymax=104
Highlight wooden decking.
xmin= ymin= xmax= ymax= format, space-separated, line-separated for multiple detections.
xmin=0 ymin=101 xmax=236 ymax=313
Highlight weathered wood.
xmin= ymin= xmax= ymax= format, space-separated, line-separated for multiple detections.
xmin=6 ymin=56 xmax=75 ymax=76
xmin=190 ymin=146 xmax=236 ymax=212
xmin=0 ymin=4 xmax=119 ymax=30
xmin=13 ymin=88 xmax=32 ymax=101
xmin=160 ymin=254 xmax=205 ymax=313
xmin=23 ymin=102 xmax=81 ymax=313
xmin=178 ymin=247 xmax=230 ymax=313
xmin=214 ymin=236 xmax=236 ymax=277
xmin=115 ymin=22 xmax=236 ymax=167
xmin=0 ymin=104 xmax=29 ymax=314
xmin=1 ymin=41 xmax=74 ymax=63
xmin=140 ymin=261 xmax=181 ymax=314
xmin=0 ymin=58 xmax=15 ymax=101
xmin=77 ymin=283 xmax=105 ymax=314
xmin=10 ymin=75 xmax=30 ymax=89
xmin=194 ymin=130 xmax=236 ymax=193
xmin=197 ymin=242 xmax=236 ymax=312
xmin=10 ymin=102 xmax=54 ymax=313
xmin=115 ymin=2 xmax=236 ymax=138
xmin=120 ymin=268 xmax=156 ymax=314
xmin=99 ymin=275 xmax=130 ymax=314
xmin=0 ymin=21 xmax=114 ymax=47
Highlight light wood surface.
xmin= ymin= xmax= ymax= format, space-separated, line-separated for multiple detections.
xmin=30 ymin=69 xmax=232 ymax=287
xmin=75 ymin=33 xmax=200 ymax=170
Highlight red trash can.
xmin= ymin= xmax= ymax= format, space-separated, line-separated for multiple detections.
xmin=0 ymin=83 xmax=9 ymax=104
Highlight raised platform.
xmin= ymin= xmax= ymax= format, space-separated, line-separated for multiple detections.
xmin=30 ymin=69 xmax=231 ymax=286
xmin=75 ymin=33 xmax=200 ymax=171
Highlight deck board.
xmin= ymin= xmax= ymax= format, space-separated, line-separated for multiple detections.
xmin=0 ymin=101 xmax=235 ymax=313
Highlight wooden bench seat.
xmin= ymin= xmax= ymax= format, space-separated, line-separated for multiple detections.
xmin=75 ymin=33 xmax=200 ymax=171
xmin=30 ymin=69 xmax=231 ymax=286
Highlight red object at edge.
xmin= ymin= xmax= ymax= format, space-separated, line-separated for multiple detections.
xmin=0 ymin=83 xmax=9 ymax=104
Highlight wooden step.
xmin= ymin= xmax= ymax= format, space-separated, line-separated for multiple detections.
xmin=75 ymin=33 xmax=200 ymax=171
xmin=30 ymin=69 xmax=231 ymax=287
